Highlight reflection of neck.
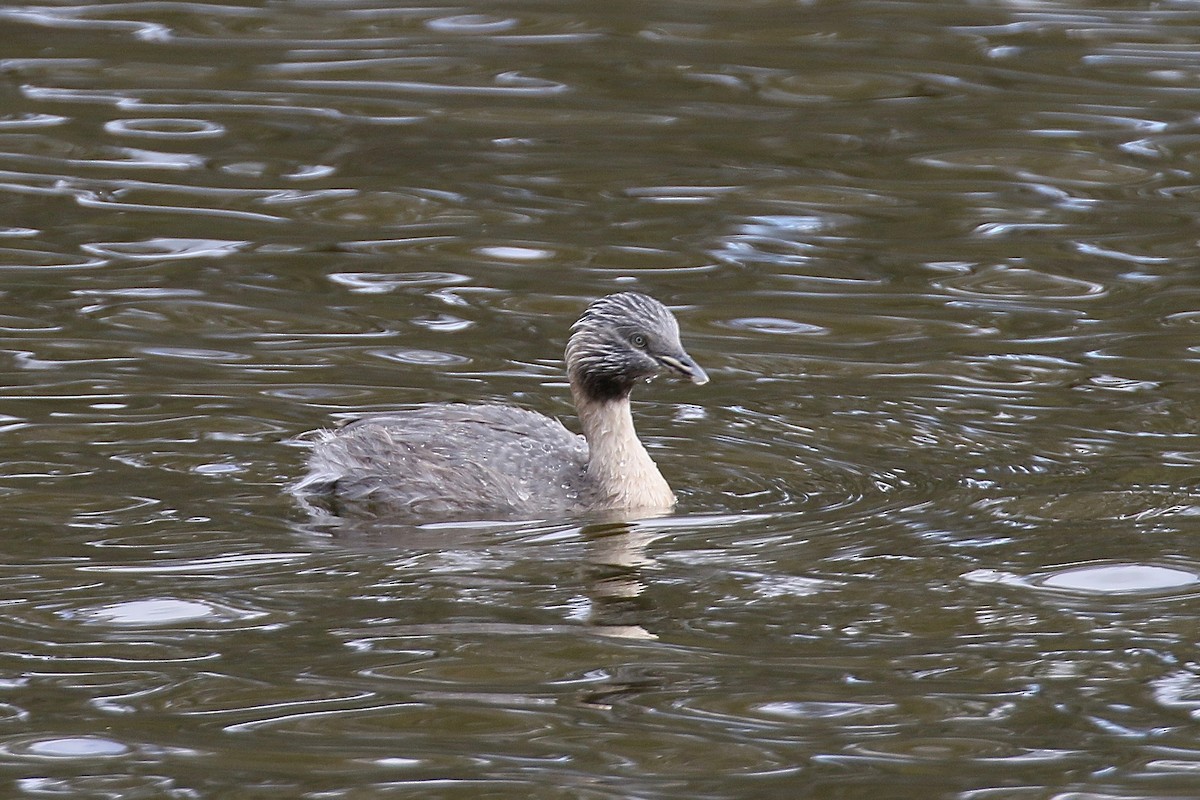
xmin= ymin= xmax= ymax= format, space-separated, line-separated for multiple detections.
xmin=572 ymin=384 xmax=675 ymax=511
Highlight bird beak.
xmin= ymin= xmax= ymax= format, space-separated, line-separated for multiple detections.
xmin=658 ymin=353 xmax=709 ymax=385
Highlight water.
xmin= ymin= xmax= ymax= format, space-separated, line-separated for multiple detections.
xmin=2 ymin=0 xmax=1200 ymax=796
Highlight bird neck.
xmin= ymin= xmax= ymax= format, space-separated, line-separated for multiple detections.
xmin=572 ymin=385 xmax=675 ymax=511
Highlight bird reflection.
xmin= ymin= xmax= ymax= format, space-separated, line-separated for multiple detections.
xmin=578 ymin=519 xmax=662 ymax=640
xmin=288 ymin=512 xmax=668 ymax=640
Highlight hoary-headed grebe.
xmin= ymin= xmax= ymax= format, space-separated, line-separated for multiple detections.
xmin=293 ymin=292 xmax=708 ymax=520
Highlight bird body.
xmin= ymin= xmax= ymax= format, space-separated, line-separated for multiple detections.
xmin=293 ymin=292 xmax=707 ymax=521
xmin=297 ymin=403 xmax=589 ymax=519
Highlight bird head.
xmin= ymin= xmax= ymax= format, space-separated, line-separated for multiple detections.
xmin=566 ymin=292 xmax=708 ymax=402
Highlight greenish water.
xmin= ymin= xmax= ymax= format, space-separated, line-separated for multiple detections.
xmin=2 ymin=0 xmax=1200 ymax=797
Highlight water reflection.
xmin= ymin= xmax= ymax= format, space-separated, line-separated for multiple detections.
xmin=580 ymin=521 xmax=662 ymax=640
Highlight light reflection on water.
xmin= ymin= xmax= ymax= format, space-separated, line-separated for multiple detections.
xmin=1 ymin=0 xmax=1200 ymax=797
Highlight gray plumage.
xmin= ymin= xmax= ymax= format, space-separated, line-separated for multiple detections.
xmin=292 ymin=292 xmax=708 ymax=521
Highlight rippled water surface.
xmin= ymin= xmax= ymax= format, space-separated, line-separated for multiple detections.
xmin=4 ymin=0 xmax=1200 ymax=796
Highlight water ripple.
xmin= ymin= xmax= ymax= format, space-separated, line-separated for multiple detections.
xmin=0 ymin=1 xmax=1197 ymax=797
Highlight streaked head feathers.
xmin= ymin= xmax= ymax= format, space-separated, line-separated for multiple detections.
xmin=566 ymin=292 xmax=707 ymax=402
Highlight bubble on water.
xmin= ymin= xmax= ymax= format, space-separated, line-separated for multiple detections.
xmin=17 ymin=737 xmax=130 ymax=758
xmin=104 ymin=118 xmax=225 ymax=139
xmin=426 ymin=14 xmax=520 ymax=33
xmin=327 ymin=271 xmax=469 ymax=294
xmin=369 ymin=348 xmax=469 ymax=365
xmin=1038 ymin=563 xmax=1200 ymax=594
xmin=83 ymin=238 xmax=245 ymax=260
xmin=966 ymin=562 xmax=1200 ymax=597
xmin=724 ymin=317 xmax=826 ymax=335
xmin=193 ymin=462 xmax=244 ymax=475
xmin=72 ymin=598 xmax=217 ymax=626
xmin=475 ymin=246 xmax=554 ymax=261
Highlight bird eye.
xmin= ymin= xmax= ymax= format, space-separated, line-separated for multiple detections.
xmin=630 ymin=333 xmax=648 ymax=348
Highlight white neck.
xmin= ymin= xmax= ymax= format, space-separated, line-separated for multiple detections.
xmin=572 ymin=387 xmax=675 ymax=512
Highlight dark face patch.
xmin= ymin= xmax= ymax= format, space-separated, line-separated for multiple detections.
xmin=571 ymin=364 xmax=635 ymax=403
